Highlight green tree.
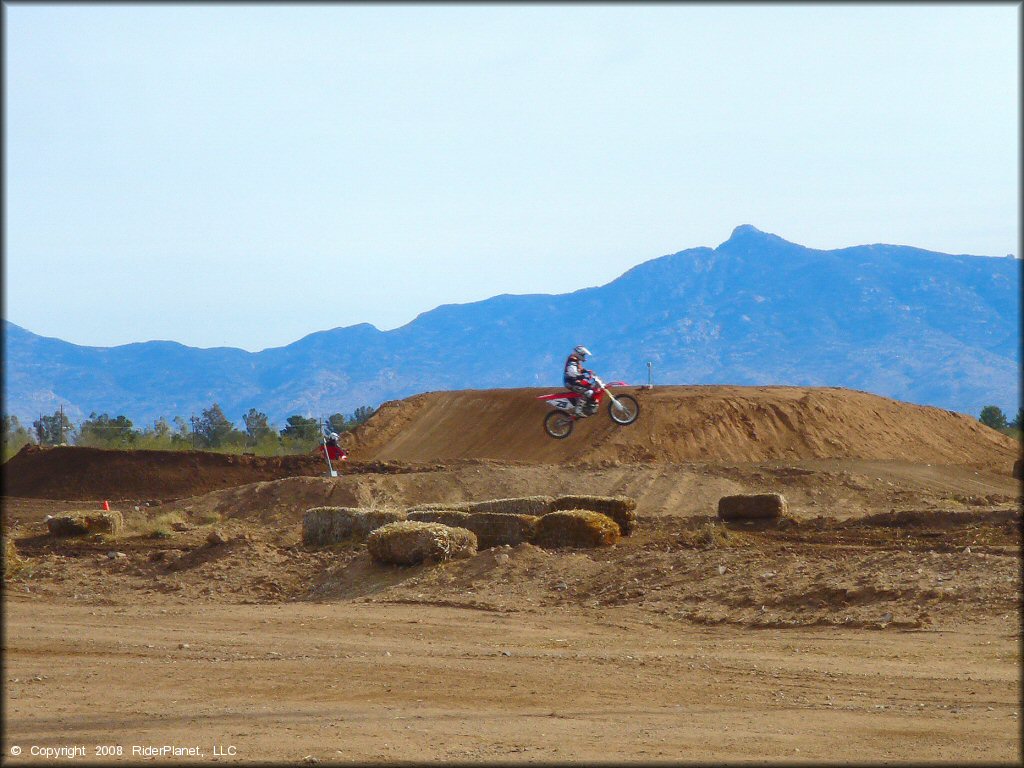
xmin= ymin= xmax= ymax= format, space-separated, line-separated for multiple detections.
xmin=280 ymin=415 xmax=321 ymax=442
xmin=2 ymin=415 xmax=34 ymax=458
xmin=327 ymin=413 xmax=347 ymax=435
xmin=171 ymin=416 xmax=192 ymax=446
xmin=32 ymin=409 xmax=75 ymax=445
xmin=979 ymin=405 xmax=1008 ymax=431
xmin=77 ymin=412 xmax=138 ymax=448
xmin=243 ymin=408 xmax=273 ymax=444
xmin=151 ymin=417 xmax=172 ymax=441
xmin=349 ymin=405 xmax=376 ymax=426
xmin=135 ymin=417 xmax=176 ymax=450
xmin=325 ymin=406 xmax=376 ymax=433
xmin=1010 ymin=407 xmax=1023 ymax=431
xmin=251 ymin=428 xmax=283 ymax=456
xmin=196 ymin=403 xmax=241 ymax=448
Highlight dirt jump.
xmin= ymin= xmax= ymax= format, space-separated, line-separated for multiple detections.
xmin=3 ymin=385 xmax=1021 ymax=763
xmin=349 ymin=385 xmax=1017 ymax=466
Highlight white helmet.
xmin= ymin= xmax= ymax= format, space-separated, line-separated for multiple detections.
xmin=573 ymin=345 xmax=591 ymax=361
xmin=328 ymin=432 xmax=339 ymax=441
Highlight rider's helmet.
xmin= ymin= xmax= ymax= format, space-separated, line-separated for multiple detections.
xmin=573 ymin=345 xmax=591 ymax=361
xmin=328 ymin=432 xmax=340 ymax=442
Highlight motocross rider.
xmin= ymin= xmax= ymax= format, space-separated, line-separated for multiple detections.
xmin=564 ymin=345 xmax=595 ymax=416
xmin=320 ymin=431 xmax=348 ymax=462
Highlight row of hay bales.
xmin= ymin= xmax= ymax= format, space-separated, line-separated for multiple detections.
xmin=363 ymin=511 xmax=623 ymax=567
xmin=409 ymin=494 xmax=637 ymax=536
xmin=302 ymin=495 xmax=636 ymax=565
xmin=407 ymin=511 xmax=537 ymax=549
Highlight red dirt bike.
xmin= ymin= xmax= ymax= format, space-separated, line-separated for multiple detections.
xmin=538 ymin=373 xmax=640 ymax=439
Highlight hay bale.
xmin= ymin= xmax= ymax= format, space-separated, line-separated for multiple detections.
xmin=366 ymin=521 xmax=477 ymax=565
xmin=551 ymin=495 xmax=637 ymax=535
xmin=463 ymin=512 xmax=539 ymax=549
xmin=303 ymin=507 xmax=407 ymax=545
xmin=83 ymin=511 xmax=123 ymax=534
xmin=351 ymin=509 xmax=407 ymax=539
xmin=302 ymin=506 xmax=360 ymax=545
xmin=465 ymin=495 xmax=554 ymax=516
xmin=717 ymin=493 xmax=787 ymax=521
xmin=533 ymin=510 xmax=620 ymax=549
xmin=408 ymin=510 xmax=472 ymax=527
xmin=46 ymin=515 xmax=89 ymax=536
xmin=406 ymin=502 xmax=473 ymax=513
xmin=45 ymin=511 xmax=123 ymax=537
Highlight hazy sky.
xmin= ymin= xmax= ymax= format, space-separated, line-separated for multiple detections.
xmin=5 ymin=3 xmax=1019 ymax=351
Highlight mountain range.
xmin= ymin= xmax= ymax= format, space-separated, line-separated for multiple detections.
xmin=4 ymin=225 xmax=1020 ymax=428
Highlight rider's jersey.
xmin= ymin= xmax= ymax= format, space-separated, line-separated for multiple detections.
xmin=564 ymin=354 xmax=588 ymax=384
xmin=321 ymin=443 xmax=347 ymax=461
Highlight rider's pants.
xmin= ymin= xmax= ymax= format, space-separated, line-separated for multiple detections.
xmin=566 ymin=379 xmax=594 ymax=407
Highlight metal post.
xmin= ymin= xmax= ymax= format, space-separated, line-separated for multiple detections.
xmin=647 ymin=361 xmax=653 ymax=389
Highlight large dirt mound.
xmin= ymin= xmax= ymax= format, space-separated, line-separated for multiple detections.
xmin=348 ymin=385 xmax=1018 ymax=467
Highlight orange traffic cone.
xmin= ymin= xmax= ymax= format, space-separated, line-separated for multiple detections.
xmin=102 ymin=500 xmax=110 ymax=511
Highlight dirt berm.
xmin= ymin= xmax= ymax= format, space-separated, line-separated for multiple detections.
xmin=0 ymin=445 xmax=425 ymax=501
xmin=349 ymin=385 xmax=1017 ymax=467
xmin=0 ymin=446 xmax=329 ymax=501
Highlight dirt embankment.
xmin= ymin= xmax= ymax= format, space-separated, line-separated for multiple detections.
xmin=0 ymin=445 xmax=425 ymax=502
xmin=2 ymin=386 xmax=1017 ymax=503
xmin=0 ymin=445 xmax=326 ymax=501
xmin=349 ymin=385 xmax=1018 ymax=468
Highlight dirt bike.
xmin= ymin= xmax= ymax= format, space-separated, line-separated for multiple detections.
xmin=537 ymin=373 xmax=640 ymax=439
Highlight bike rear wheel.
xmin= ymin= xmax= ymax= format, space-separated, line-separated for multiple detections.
xmin=608 ymin=394 xmax=640 ymax=425
xmin=544 ymin=411 xmax=575 ymax=439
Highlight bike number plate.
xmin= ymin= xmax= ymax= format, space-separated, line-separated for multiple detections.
xmin=547 ymin=398 xmax=574 ymax=411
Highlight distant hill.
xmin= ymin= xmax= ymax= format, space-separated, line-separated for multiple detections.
xmin=4 ymin=225 xmax=1019 ymax=427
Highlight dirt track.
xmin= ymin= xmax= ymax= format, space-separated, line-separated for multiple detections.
xmin=2 ymin=385 xmax=1021 ymax=763
xmin=4 ymin=599 xmax=1018 ymax=764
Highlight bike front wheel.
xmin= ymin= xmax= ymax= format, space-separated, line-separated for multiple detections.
xmin=544 ymin=410 xmax=575 ymax=439
xmin=608 ymin=394 xmax=640 ymax=425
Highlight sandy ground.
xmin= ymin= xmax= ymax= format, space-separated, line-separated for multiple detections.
xmin=3 ymin=598 xmax=1019 ymax=764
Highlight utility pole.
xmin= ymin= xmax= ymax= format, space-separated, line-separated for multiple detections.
xmin=59 ymin=404 xmax=65 ymax=445
xmin=191 ymin=414 xmax=197 ymax=449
